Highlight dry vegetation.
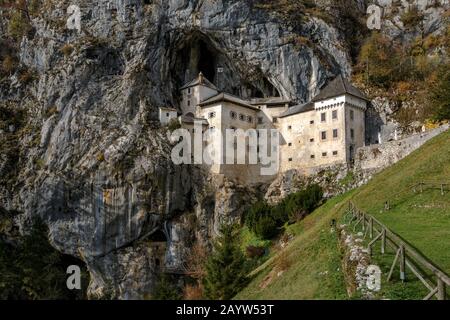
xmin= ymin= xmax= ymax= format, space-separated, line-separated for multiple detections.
xmin=353 ymin=18 xmax=450 ymax=125
xmin=183 ymin=242 xmax=209 ymax=299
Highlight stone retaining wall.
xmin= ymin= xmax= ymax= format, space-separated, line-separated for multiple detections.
xmin=355 ymin=124 xmax=449 ymax=174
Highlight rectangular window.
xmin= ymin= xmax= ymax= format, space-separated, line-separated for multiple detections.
xmin=322 ymin=152 xmax=327 ymax=157
xmin=310 ymin=138 xmax=314 ymax=142
xmin=321 ymin=131 xmax=327 ymax=140
xmin=333 ymin=151 xmax=338 ymax=156
xmin=288 ymin=143 xmax=292 ymax=147
xmin=230 ymin=111 xmax=237 ymax=119
xmin=247 ymin=116 xmax=253 ymax=123
xmin=288 ymin=125 xmax=292 ymax=130
xmin=321 ymin=113 xmax=326 ymax=122
xmin=310 ymin=120 xmax=314 ymax=125
xmin=239 ymin=114 xmax=245 ymax=121
xmin=333 ymin=129 xmax=338 ymax=138
xmin=208 ymin=112 xmax=216 ymax=119
xmin=166 ymin=113 xmax=170 ymax=117
xmin=188 ymin=88 xmax=191 ymax=94
xmin=258 ymin=117 xmax=263 ymax=124
xmin=310 ymin=155 xmax=315 ymax=159
xmin=332 ymin=110 xmax=338 ymax=120
xmin=288 ymin=158 xmax=293 ymax=162
xmin=187 ymin=100 xmax=191 ymax=106
xmin=350 ymin=110 xmax=354 ymax=121
xmin=350 ymin=129 xmax=355 ymax=139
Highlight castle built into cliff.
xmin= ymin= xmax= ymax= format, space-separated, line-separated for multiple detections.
xmin=160 ymin=73 xmax=369 ymax=182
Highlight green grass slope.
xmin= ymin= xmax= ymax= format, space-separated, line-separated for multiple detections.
xmin=351 ymin=129 xmax=450 ymax=272
xmin=236 ymin=129 xmax=450 ymax=300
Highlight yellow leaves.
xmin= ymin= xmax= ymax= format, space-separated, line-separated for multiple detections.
xmin=423 ymin=119 xmax=440 ymax=130
xmin=396 ymin=81 xmax=413 ymax=93
xmin=60 ymin=43 xmax=74 ymax=57
xmin=7 ymin=8 xmax=31 ymax=40
xmin=1 ymin=55 xmax=17 ymax=75
xmin=96 ymin=152 xmax=105 ymax=162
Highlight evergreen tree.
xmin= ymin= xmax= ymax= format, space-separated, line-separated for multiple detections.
xmin=152 ymin=274 xmax=181 ymax=300
xmin=244 ymin=201 xmax=271 ymax=231
xmin=203 ymin=223 xmax=248 ymax=300
xmin=16 ymin=217 xmax=67 ymax=299
xmin=0 ymin=238 xmax=22 ymax=299
xmin=0 ymin=216 xmax=88 ymax=299
xmin=430 ymin=66 xmax=450 ymax=121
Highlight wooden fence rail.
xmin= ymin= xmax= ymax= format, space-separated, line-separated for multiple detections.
xmin=382 ymin=181 xmax=449 ymax=212
xmin=345 ymin=201 xmax=450 ymax=300
xmin=412 ymin=181 xmax=449 ymax=196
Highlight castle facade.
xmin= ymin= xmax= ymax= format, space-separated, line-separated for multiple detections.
xmin=161 ymin=73 xmax=368 ymax=183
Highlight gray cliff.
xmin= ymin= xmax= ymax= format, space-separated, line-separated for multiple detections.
xmin=0 ymin=0 xmax=447 ymax=298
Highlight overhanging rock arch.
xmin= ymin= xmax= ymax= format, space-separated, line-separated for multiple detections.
xmin=167 ymin=30 xmax=282 ymax=103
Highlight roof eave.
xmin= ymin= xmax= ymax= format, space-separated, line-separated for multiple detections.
xmin=180 ymin=83 xmax=217 ymax=91
xmin=313 ymin=92 xmax=370 ymax=103
xmin=279 ymin=110 xmax=313 ymax=118
xmin=199 ymin=98 xmax=259 ymax=110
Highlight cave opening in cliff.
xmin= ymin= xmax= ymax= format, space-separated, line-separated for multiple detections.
xmin=197 ymin=39 xmax=217 ymax=83
xmin=172 ymin=34 xmax=218 ymax=90
xmin=170 ymin=32 xmax=283 ymax=103
xmin=148 ymin=229 xmax=167 ymax=242
xmin=251 ymin=77 xmax=281 ymax=98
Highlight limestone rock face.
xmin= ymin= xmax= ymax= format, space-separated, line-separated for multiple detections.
xmin=0 ymin=1 xmax=356 ymax=298
xmin=264 ymin=164 xmax=352 ymax=205
xmin=373 ymin=0 xmax=449 ymax=40
xmin=0 ymin=0 xmax=447 ymax=299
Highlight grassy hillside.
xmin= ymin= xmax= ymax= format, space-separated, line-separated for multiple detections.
xmin=236 ymin=129 xmax=450 ymax=299
xmin=236 ymin=193 xmax=350 ymax=300
xmin=351 ymin=129 xmax=450 ymax=272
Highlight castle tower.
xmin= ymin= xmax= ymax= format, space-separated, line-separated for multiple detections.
xmin=180 ymin=72 xmax=219 ymax=115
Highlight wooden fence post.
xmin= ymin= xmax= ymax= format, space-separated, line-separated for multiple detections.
xmin=400 ymin=245 xmax=406 ymax=282
xmin=420 ymin=182 xmax=423 ymax=193
xmin=441 ymin=184 xmax=445 ymax=196
xmin=437 ymin=278 xmax=446 ymax=300
xmin=362 ymin=212 xmax=365 ymax=231
xmin=381 ymin=229 xmax=386 ymax=254
xmin=369 ymin=217 xmax=373 ymax=239
xmin=387 ymin=248 xmax=401 ymax=282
